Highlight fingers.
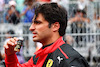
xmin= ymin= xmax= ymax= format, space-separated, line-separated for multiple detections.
xmin=4 ymin=37 xmax=18 ymax=49
xmin=14 ymin=37 xmax=19 ymax=45
xmin=13 ymin=37 xmax=18 ymax=41
xmin=4 ymin=37 xmax=20 ymax=55
xmin=8 ymin=37 xmax=18 ymax=45
xmin=4 ymin=44 xmax=9 ymax=49
xmin=7 ymin=39 xmax=15 ymax=46
xmin=10 ymin=38 xmax=16 ymax=43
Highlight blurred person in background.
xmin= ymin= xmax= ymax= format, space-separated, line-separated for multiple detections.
xmin=77 ymin=0 xmax=88 ymax=10
xmin=68 ymin=9 xmax=90 ymax=47
xmin=4 ymin=0 xmax=10 ymax=4
xmin=0 ymin=52 xmax=5 ymax=67
xmin=65 ymin=35 xmax=74 ymax=45
xmin=85 ymin=0 xmax=94 ymax=23
xmin=4 ymin=3 xmax=89 ymax=67
xmin=15 ymin=0 xmax=24 ymax=13
xmin=20 ymin=0 xmax=36 ymax=23
xmin=51 ymin=0 xmax=69 ymax=11
xmin=0 ymin=0 xmax=5 ymax=23
xmin=5 ymin=0 xmax=20 ymax=25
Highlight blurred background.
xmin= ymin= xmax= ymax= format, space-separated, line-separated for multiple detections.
xmin=0 ymin=0 xmax=100 ymax=67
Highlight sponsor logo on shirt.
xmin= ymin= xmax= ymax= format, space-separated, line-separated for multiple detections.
xmin=46 ymin=59 xmax=53 ymax=67
xmin=57 ymin=56 xmax=63 ymax=64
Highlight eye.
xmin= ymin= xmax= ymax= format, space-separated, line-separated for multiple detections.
xmin=34 ymin=21 xmax=41 ymax=24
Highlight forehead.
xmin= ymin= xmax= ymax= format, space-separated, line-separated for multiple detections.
xmin=32 ymin=13 xmax=46 ymax=21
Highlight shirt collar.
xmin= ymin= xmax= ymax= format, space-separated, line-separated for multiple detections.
xmin=42 ymin=43 xmax=53 ymax=49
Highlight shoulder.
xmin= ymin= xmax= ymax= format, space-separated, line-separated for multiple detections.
xmin=51 ymin=43 xmax=81 ymax=62
xmin=53 ymin=43 xmax=81 ymax=59
xmin=52 ymin=43 xmax=90 ymax=67
xmin=60 ymin=43 xmax=81 ymax=57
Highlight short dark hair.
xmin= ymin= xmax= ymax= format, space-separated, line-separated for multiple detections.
xmin=35 ymin=3 xmax=68 ymax=36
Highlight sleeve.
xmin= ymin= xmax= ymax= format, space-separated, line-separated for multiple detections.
xmin=5 ymin=53 xmax=35 ymax=67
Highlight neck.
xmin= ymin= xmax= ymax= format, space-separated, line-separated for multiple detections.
xmin=41 ymin=34 xmax=61 ymax=46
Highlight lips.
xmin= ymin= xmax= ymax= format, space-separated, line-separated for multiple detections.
xmin=33 ymin=35 xmax=36 ymax=38
xmin=32 ymin=32 xmax=37 ymax=38
xmin=32 ymin=32 xmax=37 ymax=34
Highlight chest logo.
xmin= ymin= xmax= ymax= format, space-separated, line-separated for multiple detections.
xmin=46 ymin=59 xmax=53 ymax=67
xmin=57 ymin=56 xmax=63 ymax=64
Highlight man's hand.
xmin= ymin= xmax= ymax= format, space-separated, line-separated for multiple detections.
xmin=4 ymin=37 xmax=18 ymax=56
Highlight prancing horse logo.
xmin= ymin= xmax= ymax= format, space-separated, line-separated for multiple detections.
xmin=46 ymin=59 xmax=53 ymax=67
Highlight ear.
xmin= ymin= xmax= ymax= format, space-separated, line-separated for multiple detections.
xmin=52 ymin=22 xmax=60 ymax=32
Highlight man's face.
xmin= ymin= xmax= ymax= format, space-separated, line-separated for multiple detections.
xmin=29 ymin=13 xmax=53 ymax=43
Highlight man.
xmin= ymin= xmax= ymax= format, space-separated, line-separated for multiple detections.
xmin=4 ymin=3 xmax=89 ymax=67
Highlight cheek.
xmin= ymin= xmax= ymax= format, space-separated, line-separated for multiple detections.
xmin=37 ymin=26 xmax=52 ymax=37
xmin=37 ymin=26 xmax=46 ymax=32
xmin=36 ymin=24 xmax=49 ymax=32
xmin=40 ymin=28 xmax=50 ymax=34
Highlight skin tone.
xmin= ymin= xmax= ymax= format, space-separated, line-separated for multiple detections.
xmin=4 ymin=13 xmax=60 ymax=56
xmin=4 ymin=37 xmax=18 ymax=56
xmin=29 ymin=13 xmax=60 ymax=46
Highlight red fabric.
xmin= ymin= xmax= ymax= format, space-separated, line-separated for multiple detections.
xmin=5 ymin=54 xmax=19 ymax=67
xmin=5 ymin=37 xmax=65 ymax=67
xmin=40 ymin=0 xmax=50 ymax=2
xmin=34 ymin=36 xmax=65 ymax=67
xmin=5 ymin=54 xmax=35 ymax=67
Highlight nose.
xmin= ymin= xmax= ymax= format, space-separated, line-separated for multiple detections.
xmin=29 ymin=23 xmax=35 ymax=31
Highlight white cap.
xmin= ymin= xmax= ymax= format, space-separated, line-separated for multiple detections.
xmin=9 ymin=0 xmax=16 ymax=6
